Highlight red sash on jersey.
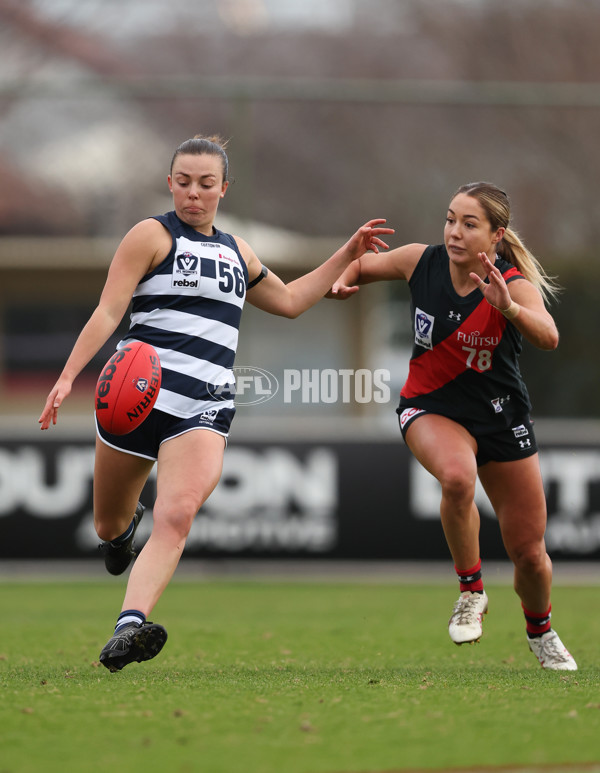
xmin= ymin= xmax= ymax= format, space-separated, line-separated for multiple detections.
xmin=401 ymin=298 xmax=509 ymax=399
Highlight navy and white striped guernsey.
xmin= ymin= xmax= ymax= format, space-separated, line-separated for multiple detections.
xmin=118 ymin=211 xmax=249 ymax=420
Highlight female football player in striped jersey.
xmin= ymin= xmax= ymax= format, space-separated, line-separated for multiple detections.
xmin=331 ymin=182 xmax=576 ymax=671
xmin=39 ymin=135 xmax=393 ymax=672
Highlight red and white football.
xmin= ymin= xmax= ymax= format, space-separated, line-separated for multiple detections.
xmin=95 ymin=341 xmax=161 ymax=435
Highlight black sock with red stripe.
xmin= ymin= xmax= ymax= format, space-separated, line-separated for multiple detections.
xmin=455 ymin=559 xmax=484 ymax=594
xmin=523 ymin=603 xmax=552 ymax=638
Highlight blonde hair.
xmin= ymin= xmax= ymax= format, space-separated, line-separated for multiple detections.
xmin=453 ymin=182 xmax=561 ymax=304
xmin=170 ymin=134 xmax=230 ymax=181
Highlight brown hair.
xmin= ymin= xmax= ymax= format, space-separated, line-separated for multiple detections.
xmin=452 ymin=182 xmax=560 ymax=303
xmin=170 ymin=134 xmax=230 ymax=181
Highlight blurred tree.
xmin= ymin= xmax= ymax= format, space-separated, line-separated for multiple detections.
xmin=1 ymin=0 xmax=599 ymax=417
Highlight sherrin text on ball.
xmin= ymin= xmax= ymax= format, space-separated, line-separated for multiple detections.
xmin=95 ymin=341 xmax=161 ymax=435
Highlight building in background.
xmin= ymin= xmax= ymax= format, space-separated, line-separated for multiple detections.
xmin=1 ymin=0 xmax=599 ymax=563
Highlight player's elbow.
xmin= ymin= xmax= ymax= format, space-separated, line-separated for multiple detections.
xmin=545 ymin=322 xmax=560 ymax=350
xmin=277 ymin=293 xmax=304 ymax=319
xmin=262 ymin=301 xmax=300 ymax=319
xmin=537 ymin=327 xmax=559 ymax=351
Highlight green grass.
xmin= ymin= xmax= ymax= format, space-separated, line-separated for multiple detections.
xmin=1 ymin=579 xmax=599 ymax=773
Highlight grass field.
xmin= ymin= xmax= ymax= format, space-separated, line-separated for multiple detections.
xmin=1 ymin=577 xmax=599 ymax=773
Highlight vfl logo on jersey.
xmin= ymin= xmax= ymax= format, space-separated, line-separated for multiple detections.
xmin=177 ymin=253 xmax=198 ymax=275
xmin=414 ymin=308 xmax=434 ymax=350
xmin=172 ymin=252 xmax=200 ymax=289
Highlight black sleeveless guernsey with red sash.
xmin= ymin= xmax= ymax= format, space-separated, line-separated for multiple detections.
xmin=398 ymin=244 xmax=530 ymax=435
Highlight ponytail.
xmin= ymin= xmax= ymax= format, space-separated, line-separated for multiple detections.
xmin=499 ymin=227 xmax=561 ymax=304
xmin=453 ymin=182 xmax=561 ymax=304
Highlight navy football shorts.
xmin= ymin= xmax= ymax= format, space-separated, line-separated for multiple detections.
xmin=96 ymin=405 xmax=235 ymax=461
xmin=397 ymin=407 xmax=538 ymax=467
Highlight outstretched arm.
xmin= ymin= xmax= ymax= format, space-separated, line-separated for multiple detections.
xmin=329 ymin=242 xmax=427 ymax=299
xmin=470 ymin=252 xmax=559 ymax=350
xmin=38 ymin=220 xmax=166 ymax=429
xmin=243 ymin=219 xmax=394 ymax=318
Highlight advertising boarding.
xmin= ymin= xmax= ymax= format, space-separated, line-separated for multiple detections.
xmin=1 ymin=433 xmax=599 ymax=560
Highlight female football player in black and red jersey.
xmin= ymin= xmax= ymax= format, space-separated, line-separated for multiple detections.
xmin=331 ymin=182 xmax=576 ymax=670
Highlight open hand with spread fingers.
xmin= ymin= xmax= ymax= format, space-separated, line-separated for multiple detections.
xmin=345 ymin=218 xmax=394 ymax=261
xmin=470 ymin=251 xmax=513 ymax=312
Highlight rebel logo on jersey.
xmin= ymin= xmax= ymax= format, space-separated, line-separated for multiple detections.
xmin=172 ymin=252 xmax=200 ymax=289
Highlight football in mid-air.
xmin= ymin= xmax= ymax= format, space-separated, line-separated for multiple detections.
xmin=95 ymin=341 xmax=161 ymax=435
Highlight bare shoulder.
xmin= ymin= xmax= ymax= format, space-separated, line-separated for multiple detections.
xmin=231 ymin=233 xmax=252 ymax=257
xmin=120 ymin=217 xmax=172 ymax=265
xmin=507 ymin=276 xmax=548 ymax=309
xmin=124 ymin=217 xmax=171 ymax=244
xmin=402 ymin=242 xmax=429 ymax=258
xmin=108 ymin=218 xmax=173 ymax=277
xmin=396 ymin=242 xmax=428 ymax=269
xmin=231 ymin=233 xmax=262 ymax=278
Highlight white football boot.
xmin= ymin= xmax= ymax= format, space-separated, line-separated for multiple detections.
xmin=527 ymin=630 xmax=577 ymax=671
xmin=448 ymin=590 xmax=488 ymax=644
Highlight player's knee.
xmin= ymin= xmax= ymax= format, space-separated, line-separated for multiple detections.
xmin=94 ymin=521 xmax=124 ymax=542
xmin=153 ymin=493 xmax=201 ymax=539
xmin=95 ymin=520 xmax=114 ymax=542
xmin=95 ymin=513 xmax=130 ymax=542
xmin=439 ymin=468 xmax=476 ymax=506
xmin=509 ymin=540 xmax=548 ymax=572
